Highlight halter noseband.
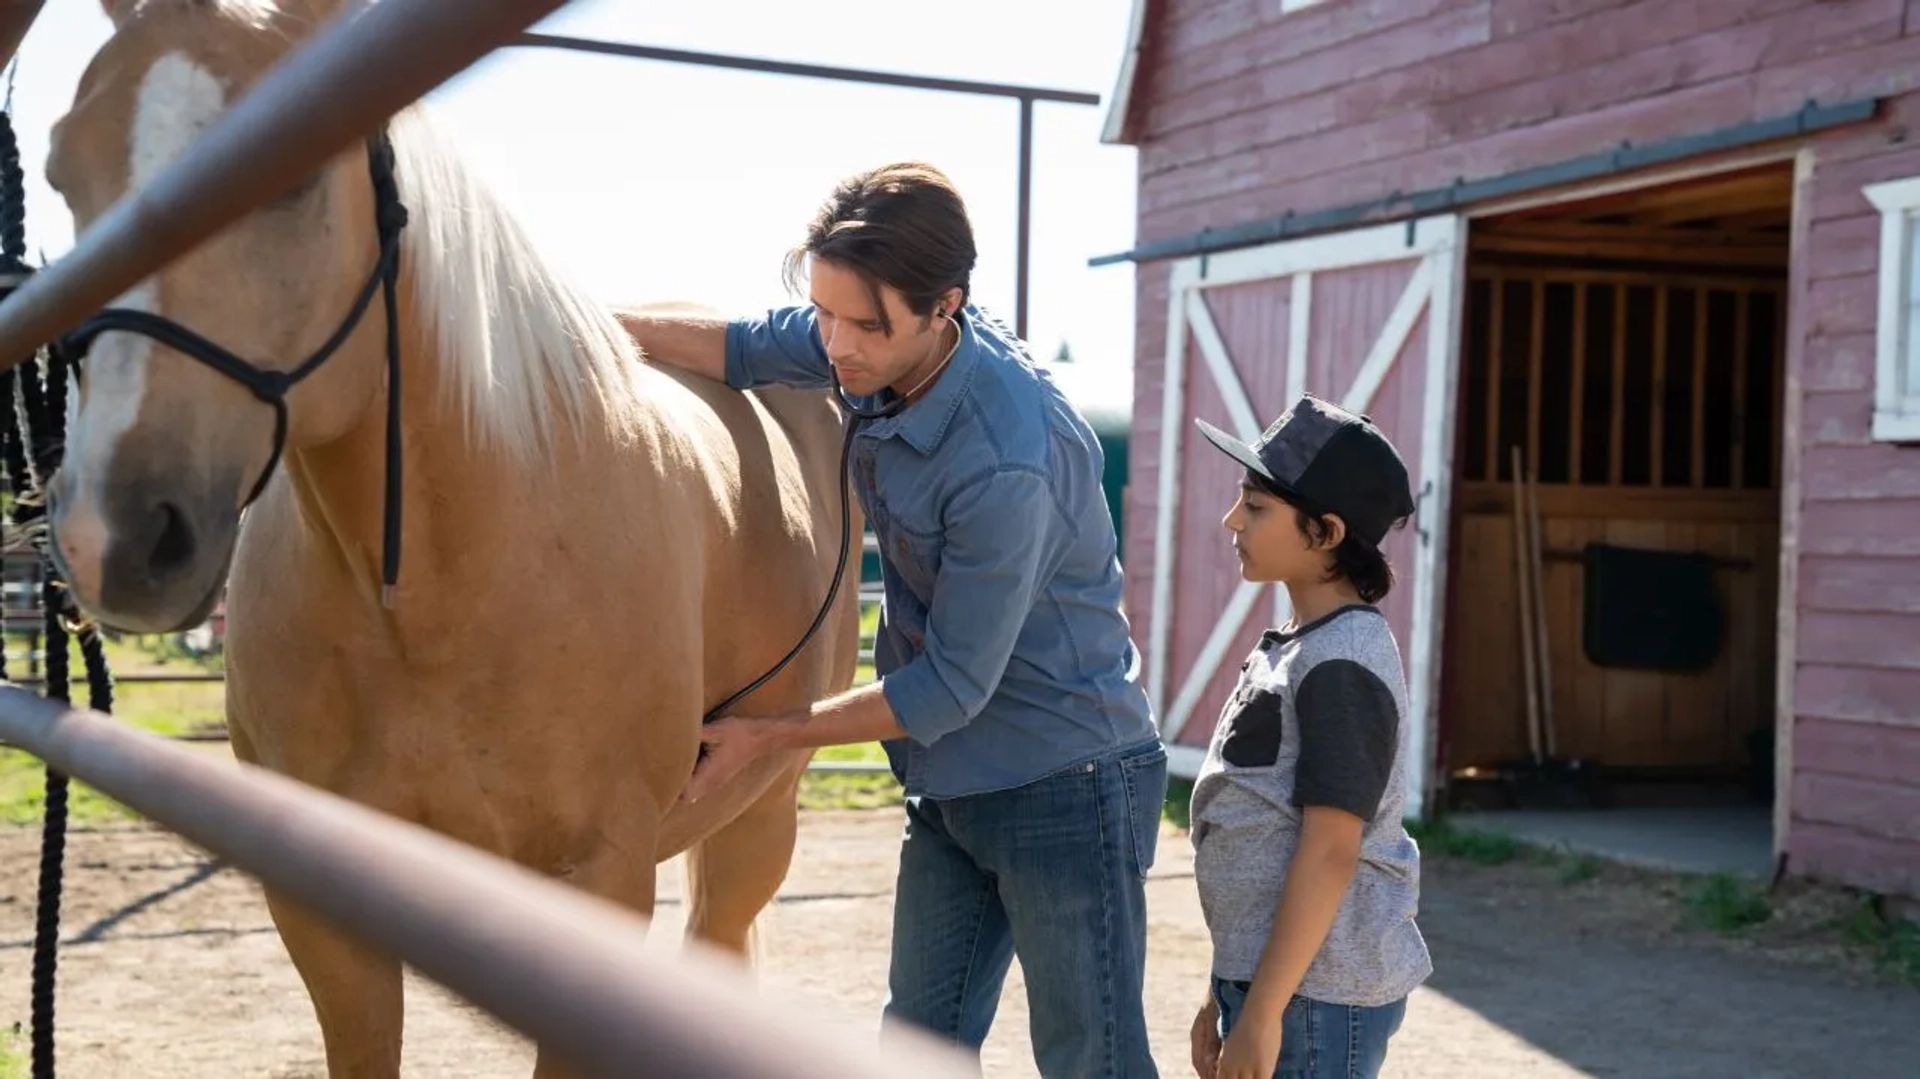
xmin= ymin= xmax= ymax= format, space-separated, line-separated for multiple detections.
xmin=59 ymin=132 xmax=410 ymax=606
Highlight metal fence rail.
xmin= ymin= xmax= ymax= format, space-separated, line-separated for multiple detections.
xmin=0 ymin=686 xmax=970 ymax=1078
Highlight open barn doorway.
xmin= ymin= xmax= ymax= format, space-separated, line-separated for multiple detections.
xmin=1437 ymin=162 xmax=1794 ymax=877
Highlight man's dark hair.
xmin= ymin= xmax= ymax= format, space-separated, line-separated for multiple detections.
xmin=783 ymin=162 xmax=977 ymax=337
xmin=1251 ymin=470 xmax=1397 ymax=604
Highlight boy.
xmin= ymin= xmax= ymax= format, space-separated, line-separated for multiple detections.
xmin=1185 ymin=394 xmax=1432 ymax=1079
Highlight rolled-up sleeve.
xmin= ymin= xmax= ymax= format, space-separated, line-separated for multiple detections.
xmin=724 ymin=306 xmax=833 ymax=390
xmin=881 ymin=466 xmax=1062 ymax=746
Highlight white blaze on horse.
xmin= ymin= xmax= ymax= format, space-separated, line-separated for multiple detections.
xmin=40 ymin=1 xmax=862 ymax=1074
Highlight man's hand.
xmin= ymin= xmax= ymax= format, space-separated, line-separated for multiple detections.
xmin=681 ymin=716 xmax=791 ymax=804
xmin=1213 ymin=1014 xmax=1282 ymax=1079
xmin=1189 ymin=997 xmax=1222 ymax=1079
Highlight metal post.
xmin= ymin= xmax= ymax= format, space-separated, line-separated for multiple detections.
xmin=1016 ymin=95 xmax=1034 ymax=342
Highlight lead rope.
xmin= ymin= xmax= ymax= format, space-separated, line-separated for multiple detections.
xmin=0 ymin=102 xmax=117 ymax=1079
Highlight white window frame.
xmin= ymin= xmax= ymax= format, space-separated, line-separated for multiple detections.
xmin=1863 ymin=176 xmax=1920 ymax=443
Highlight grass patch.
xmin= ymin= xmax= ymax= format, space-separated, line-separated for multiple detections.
xmin=0 ymin=1022 xmax=23 ymax=1079
xmin=1406 ymin=817 xmax=1523 ymax=865
xmin=798 ymin=741 xmax=900 ymax=812
xmin=1841 ymin=900 xmax=1920 ymax=987
xmin=1683 ymin=872 xmax=1774 ymax=932
xmin=1162 ymin=776 xmax=1193 ymax=830
xmin=2 ymin=633 xmax=225 ymax=827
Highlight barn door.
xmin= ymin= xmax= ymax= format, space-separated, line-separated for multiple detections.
xmin=1147 ymin=215 xmax=1466 ymax=815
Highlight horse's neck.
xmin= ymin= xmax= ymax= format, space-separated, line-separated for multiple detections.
xmin=277 ymin=304 xmax=513 ymax=609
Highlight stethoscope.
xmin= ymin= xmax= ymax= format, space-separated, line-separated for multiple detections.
xmin=701 ymin=310 xmax=963 ymax=725
xmin=829 ymin=311 xmax=963 ymax=423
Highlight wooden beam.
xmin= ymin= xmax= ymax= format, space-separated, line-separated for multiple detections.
xmin=1472 ymin=231 xmax=1788 ymax=268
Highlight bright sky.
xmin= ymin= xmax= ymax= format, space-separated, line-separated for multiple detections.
xmin=5 ymin=0 xmax=1141 ymax=420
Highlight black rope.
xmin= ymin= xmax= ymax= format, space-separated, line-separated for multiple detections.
xmin=0 ymin=102 xmax=116 ymax=1079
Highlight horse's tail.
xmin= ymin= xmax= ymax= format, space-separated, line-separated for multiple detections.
xmin=683 ymin=843 xmax=767 ymax=969
xmin=681 ymin=763 xmax=804 ymax=973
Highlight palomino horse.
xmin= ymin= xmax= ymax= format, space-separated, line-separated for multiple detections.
xmin=41 ymin=1 xmax=862 ymax=1073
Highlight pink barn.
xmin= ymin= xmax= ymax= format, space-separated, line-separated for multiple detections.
xmin=1097 ymin=0 xmax=1920 ymax=904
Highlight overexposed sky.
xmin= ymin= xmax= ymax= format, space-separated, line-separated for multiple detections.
xmin=4 ymin=0 xmax=1140 ymax=420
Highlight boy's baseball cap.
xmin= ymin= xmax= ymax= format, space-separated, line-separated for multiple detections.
xmin=1195 ymin=393 xmax=1416 ymax=549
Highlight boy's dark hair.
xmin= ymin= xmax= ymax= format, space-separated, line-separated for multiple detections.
xmin=782 ymin=162 xmax=977 ymax=337
xmin=1253 ymin=470 xmax=1398 ymax=604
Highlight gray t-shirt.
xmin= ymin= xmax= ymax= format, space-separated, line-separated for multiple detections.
xmin=1189 ymin=604 xmax=1432 ymax=1006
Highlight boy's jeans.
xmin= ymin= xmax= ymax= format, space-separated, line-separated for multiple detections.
xmin=1212 ymin=976 xmax=1407 ymax=1079
xmin=881 ymin=737 xmax=1168 ymax=1079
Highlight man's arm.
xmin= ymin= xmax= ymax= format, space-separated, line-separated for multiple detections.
xmin=612 ymin=302 xmax=729 ymax=383
xmin=1237 ymin=659 xmax=1400 ymax=1026
xmin=613 ymin=301 xmax=832 ymax=391
xmin=683 ymin=467 xmax=1062 ymax=805
xmin=879 ymin=466 xmax=1064 ymax=746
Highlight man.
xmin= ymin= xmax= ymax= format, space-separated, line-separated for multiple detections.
xmin=623 ymin=161 xmax=1167 ymax=1078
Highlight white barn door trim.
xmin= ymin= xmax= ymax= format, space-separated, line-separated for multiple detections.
xmin=1151 ymin=214 xmax=1466 ymax=815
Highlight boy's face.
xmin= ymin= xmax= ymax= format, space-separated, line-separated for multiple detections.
xmin=1220 ymin=477 xmax=1342 ymax=584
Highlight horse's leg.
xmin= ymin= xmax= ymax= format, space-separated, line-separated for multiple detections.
xmin=225 ymin=710 xmax=404 ymax=1075
xmin=684 ymin=753 xmax=808 ymax=960
xmin=529 ymin=818 xmax=663 ymax=1079
xmin=264 ymin=891 xmax=405 ymax=1078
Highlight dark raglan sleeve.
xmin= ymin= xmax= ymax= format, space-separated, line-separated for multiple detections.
xmin=1290 ymin=658 xmax=1401 ymax=820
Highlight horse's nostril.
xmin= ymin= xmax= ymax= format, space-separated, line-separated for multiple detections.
xmin=146 ymin=500 xmax=196 ymax=581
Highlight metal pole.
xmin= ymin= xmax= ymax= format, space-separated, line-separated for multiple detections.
xmin=513 ymin=33 xmax=1101 ymax=105
xmin=507 ymin=32 xmax=1099 ymax=345
xmin=0 ymin=688 xmax=972 ymax=1078
xmin=1015 ymin=95 xmax=1034 ymax=342
xmin=0 ymin=0 xmax=574 ymax=372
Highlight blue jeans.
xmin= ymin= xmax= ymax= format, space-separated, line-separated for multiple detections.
xmin=881 ymin=737 xmax=1168 ymax=1078
xmin=1212 ymin=977 xmax=1407 ymax=1079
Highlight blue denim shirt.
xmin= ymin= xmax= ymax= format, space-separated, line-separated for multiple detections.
xmin=724 ymin=303 xmax=1160 ymax=799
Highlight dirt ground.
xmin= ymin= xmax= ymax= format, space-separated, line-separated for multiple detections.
xmin=3 ymin=809 xmax=1918 ymax=1078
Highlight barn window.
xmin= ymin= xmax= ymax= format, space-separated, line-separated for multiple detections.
xmin=1863 ymin=175 xmax=1920 ymax=443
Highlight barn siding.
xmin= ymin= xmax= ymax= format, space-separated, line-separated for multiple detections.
xmin=1133 ymin=0 xmax=1917 ymax=238
xmin=1122 ymin=0 xmax=1920 ymax=896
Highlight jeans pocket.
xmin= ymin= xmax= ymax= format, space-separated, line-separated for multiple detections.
xmin=1119 ymin=743 xmax=1169 ymax=878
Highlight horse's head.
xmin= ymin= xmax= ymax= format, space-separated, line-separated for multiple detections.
xmin=45 ymin=0 xmax=387 ymax=632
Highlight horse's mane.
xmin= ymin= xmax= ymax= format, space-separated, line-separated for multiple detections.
xmin=115 ymin=0 xmax=649 ymax=462
xmin=385 ymin=107 xmax=648 ymax=462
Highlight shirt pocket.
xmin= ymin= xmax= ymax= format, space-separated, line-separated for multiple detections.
xmin=1220 ymin=687 xmax=1286 ymax=769
xmin=886 ymin=519 xmax=946 ymax=600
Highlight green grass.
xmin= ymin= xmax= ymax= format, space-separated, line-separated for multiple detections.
xmin=1683 ymin=872 xmax=1774 ymax=932
xmin=1406 ymin=816 xmax=1525 ymax=865
xmin=1843 ymin=900 xmax=1920 ymax=987
xmin=1 ymin=633 xmax=224 ymax=827
xmin=798 ymin=741 xmax=901 ymax=811
xmin=0 ymin=1022 xmax=24 ymax=1079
